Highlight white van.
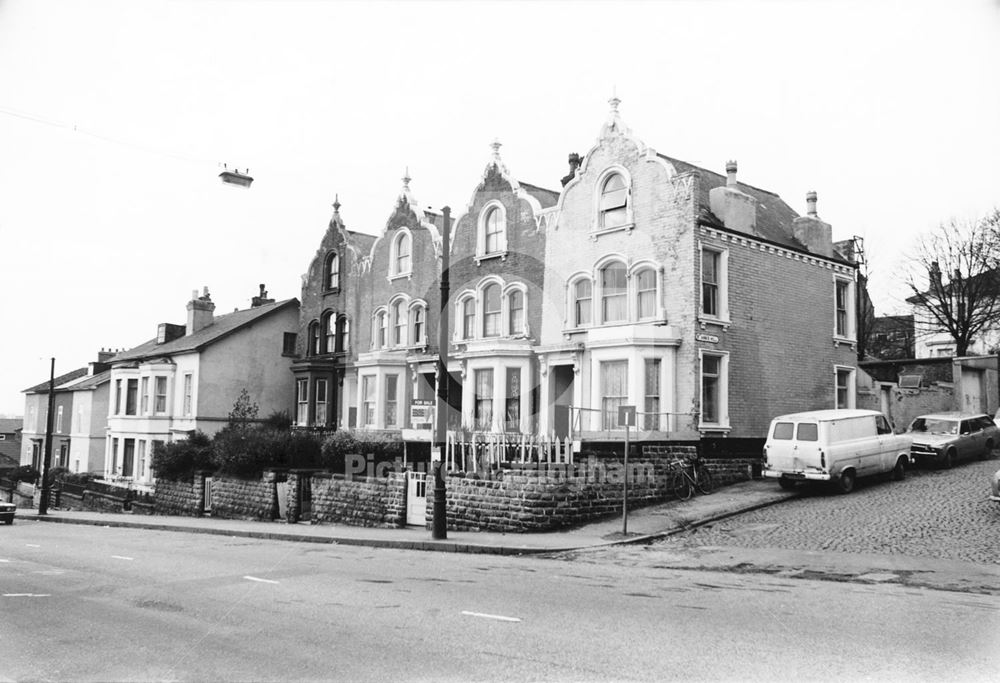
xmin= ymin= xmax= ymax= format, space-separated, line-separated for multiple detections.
xmin=762 ymin=409 xmax=912 ymax=494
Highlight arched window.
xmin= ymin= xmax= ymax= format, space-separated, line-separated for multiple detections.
xmin=482 ymin=283 xmax=501 ymax=337
xmin=391 ymin=300 xmax=406 ymax=347
xmin=599 ymin=173 xmax=628 ymax=229
xmin=335 ymin=315 xmax=349 ymax=353
xmin=573 ymin=279 xmax=593 ymax=327
xmin=322 ymin=312 xmax=335 ymax=354
xmin=508 ymin=290 xmax=524 ymax=336
xmin=601 ymin=262 xmax=627 ymax=323
xmin=462 ymin=297 xmax=476 ymax=339
xmin=484 ymin=207 xmax=503 ymax=254
xmin=393 ymin=232 xmax=411 ymax=275
xmin=308 ymin=321 xmax=320 ymax=356
xmin=373 ymin=310 xmax=387 ymax=349
xmin=325 ymin=253 xmax=340 ymax=290
xmin=635 ymin=268 xmax=657 ymax=319
xmin=411 ymin=305 xmax=425 ymax=345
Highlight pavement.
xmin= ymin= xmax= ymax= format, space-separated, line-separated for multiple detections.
xmin=15 ymin=478 xmax=796 ymax=555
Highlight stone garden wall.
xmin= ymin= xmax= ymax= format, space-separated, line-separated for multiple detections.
xmin=310 ymin=471 xmax=406 ymax=528
xmin=210 ymin=472 xmax=279 ymax=521
xmin=154 ymin=475 xmax=205 ymax=517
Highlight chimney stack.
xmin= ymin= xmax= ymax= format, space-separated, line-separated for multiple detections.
xmin=561 ymin=152 xmax=582 ymax=187
xmin=252 ymin=283 xmax=275 ymax=308
xmin=725 ymin=160 xmax=738 ymax=187
xmin=806 ymin=190 xmax=818 ymax=218
xmin=186 ymin=286 xmax=215 ymax=335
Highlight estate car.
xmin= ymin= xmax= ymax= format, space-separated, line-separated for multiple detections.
xmin=907 ymin=412 xmax=998 ymax=468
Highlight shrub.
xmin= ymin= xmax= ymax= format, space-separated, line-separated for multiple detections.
xmin=320 ymin=430 xmax=402 ymax=475
xmin=152 ymin=431 xmax=215 ymax=481
xmin=214 ymin=426 xmax=323 ymax=478
xmin=262 ymin=410 xmax=293 ymax=431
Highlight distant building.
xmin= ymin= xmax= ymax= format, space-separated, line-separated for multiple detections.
xmin=106 ymin=288 xmax=299 ymax=486
xmin=20 ymin=351 xmax=112 ymax=474
xmin=0 ymin=417 xmax=22 ymax=471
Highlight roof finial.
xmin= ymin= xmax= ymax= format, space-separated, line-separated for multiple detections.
xmin=332 ymin=193 xmax=341 ymax=213
xmin=491 ymin=138 xmax=502 ymax=160
xmin=402 ymin=167 xmax=411 ymax=190
xmin=609 ymin=88 xmax=621 ymax=114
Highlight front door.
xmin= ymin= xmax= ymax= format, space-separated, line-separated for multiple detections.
xmin=406 ymin=471 xmax=427 ymax=526
xmin=552 ymin=365 xmax=575 ymax=438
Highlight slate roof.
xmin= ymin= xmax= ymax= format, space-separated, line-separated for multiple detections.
xmin=112 ymin=298 xmax=298 ymax=363
xmin=0 ymin=418 xmax=22 ymax=434
xmin=657 ymin=153 xmax=850 ymax=264
xmin=519 ymin=182 xmax=560 ymax=209
xmin=62 ymin=370 xmax=111 ymax=391
xmin=23 ymin=368 xmax=89 ymax=394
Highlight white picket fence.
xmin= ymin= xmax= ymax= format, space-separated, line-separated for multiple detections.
xmin=445 ymin=432 xmax=574 ymax=472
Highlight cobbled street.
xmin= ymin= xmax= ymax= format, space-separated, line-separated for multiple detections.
xmin=655 ymin=456 xmax=1000 ymax=564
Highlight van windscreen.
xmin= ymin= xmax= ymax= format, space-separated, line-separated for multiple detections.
xmin=772 ymin=422 xmax=794 ymax=440
xmin=797 ymin=423 xmax=818 ymax=441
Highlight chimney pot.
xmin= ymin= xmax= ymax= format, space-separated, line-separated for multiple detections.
xmin=806 ymin=191 xmax=818 ymax=218
xmin=561 ymin=153 xmax=582 ymax=187
xmin=725 ymin=160 xmax=738 ymax=187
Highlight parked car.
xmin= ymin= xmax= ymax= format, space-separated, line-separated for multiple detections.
xmin=990 ymin=467 xmax=1000 ymax=505
xmin=0 ymin=501 xmax=14 ymax=525
xmin=906 ymin=412 xmax=998 ymax=468
xmin=762 ymin=409 xmax=912 ymax=494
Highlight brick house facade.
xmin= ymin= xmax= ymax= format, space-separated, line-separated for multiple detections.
xmin=293 ymin=99 xmax=861 ymax=449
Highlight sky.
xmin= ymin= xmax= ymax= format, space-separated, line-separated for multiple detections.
xmin=1 ymin=0 xmax=998 ymax=416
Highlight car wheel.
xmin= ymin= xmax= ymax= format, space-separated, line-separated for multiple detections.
xmin=981 ymin=441 xmax=993 ymax=461
xmin=837 ymin=470 xmax=856 ymax=494
xmin=779 ymin=478 xmax=798 ymax=491
xmin=942 ymin=449 xmax=955 ymax=469
xmin=891 ymin=457 xmax=906 ymax=481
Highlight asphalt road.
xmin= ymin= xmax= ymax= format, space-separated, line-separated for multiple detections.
xmin=2 ymin=522 xmax=998 ymax=682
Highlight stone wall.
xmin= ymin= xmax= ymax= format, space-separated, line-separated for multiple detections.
xmin=154 ymin=476 xmax=205 ymax=516
xmin=422 ymin=445 xmax=756 ymax=533
xmin=310 ymin=471 xmax=406 ymax=528
xmin=210 ymin=472 xmax=279 ymax=521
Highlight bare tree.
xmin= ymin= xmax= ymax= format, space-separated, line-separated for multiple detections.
xmin=904 ymin=210 xmax=1000 ymax=356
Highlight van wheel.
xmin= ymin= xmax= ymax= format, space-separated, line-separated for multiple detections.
xmin=891 ymin=457 xmax=906 ymax=481
xmin=779 ymin=478 xmax=797 ymax=491
xmin=836 ymin=470 xmax=856 ymax=494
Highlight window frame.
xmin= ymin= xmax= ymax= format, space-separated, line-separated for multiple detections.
xmin=833 ymin=275 xmax=857 ymax=341
xmin=634 ymin=266 xmax=658 ymax=321
xmin=592 ymin=167 xmax=634 ymax=236
xmin=699 ymin=350 xmax=730 ymax=430
xmin=474 ymin=368 xmax=494 ymax=431
xmin=390 ymin=229 xmax=413 ymax=279
xmin=477 ymin=201 xmax=508 ymax=260
xmin=390 ymin=298 xmax=407 ymax=348
xmin=315 ymin=378 xmax=328 ymax=428
xmin=507 ymin=288 xmax=525 ymax=337
xmin=153 ymin=376 xmax=168 ymax=415
xmin=296 ymin=378 xmax=309 ymax=426
xmin=409 ymin=302 xmax=426 ymax=346
xmin=599 ymin=260 xmax=628 ymax=324
xmin=699 ymin=245 xmax=730 ymax=324
xmin=384 ymin=374 xmax=399 ymax=428
xmin=322 ymin=311 xmax=335 ymax=354
xmin=570 ymin=276 xmax=593 ymax=328
xmin=600 ymin=359 xmax=629 ymax=430
xmin=325 ymin=252 xmax=340 ymax=291
xmin=834 ymin=365 xmax=856 ymax=409
xmin=182 ymin=373 xmax=193 ymax=417
xmin=335 ymin=315 xmax=350 ymax=353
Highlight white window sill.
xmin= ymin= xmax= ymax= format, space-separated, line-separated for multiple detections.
xmin=589 ymin=223 xmax=635 ymax=240
xmin=833 ymin=336 xmax=857 ymax=348
xmin=387 ymin=272 xmax=412 ymax=283
xmin=699 ymin=423 xmax=732 ymax=433
xmin=475 ymin=251 xmax=507 ymax=265
xmin=698 ymin=316 xmax=731 ymax=330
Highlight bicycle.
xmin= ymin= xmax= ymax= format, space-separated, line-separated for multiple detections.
xmin=668 ymin=457 xmax=715 ymax=501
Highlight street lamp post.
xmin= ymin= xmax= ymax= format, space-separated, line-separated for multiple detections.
xmin=432 ymin=206 xmax=451 ymax=540
xmin=38 ymin=358 xmax=56 ymax=515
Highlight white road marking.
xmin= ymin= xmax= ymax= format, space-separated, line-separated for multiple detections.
xmin=111 ymin=555 xmax=134 ymax=561
xmin=3 ymin=593 xmax=51 ymax=597
xmin=243 ymin=575 xmax=279 ymax=584
xmin=461 ymin=610 xmax=521 ymax=623
xmin=25 ymin=544 xmax=40 ymax=548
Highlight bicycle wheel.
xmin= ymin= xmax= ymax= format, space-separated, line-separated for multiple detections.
xmin=671 ymin=470 xmax=693 ymax=501
xmin=694 ymin=464 xmax=714 ymax=495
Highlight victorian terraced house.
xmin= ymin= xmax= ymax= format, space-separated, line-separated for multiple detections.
xmin=293 ymin=99 xmax=861 ymax=454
